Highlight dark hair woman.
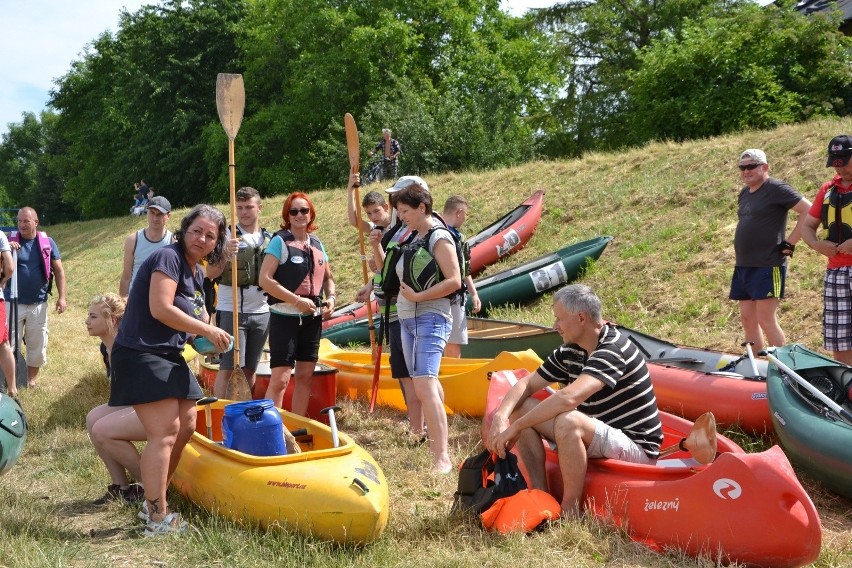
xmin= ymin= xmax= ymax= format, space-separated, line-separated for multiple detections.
xmin=393 ymin=181 xmax=460 ymax=474
xmin=109 ymin=204 xmax=232 ymax=536
xmin=259 ymin=193 xmax=336 ymax=415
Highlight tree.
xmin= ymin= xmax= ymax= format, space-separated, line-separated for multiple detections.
xmin=50 ymin=0 xmax=246 ymax=218
xmin=625 ymin=3 xmax=852 ymax=142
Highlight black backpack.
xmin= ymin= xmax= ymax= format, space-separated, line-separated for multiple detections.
xmin=451 ymin=449 xmax=527 ymax=516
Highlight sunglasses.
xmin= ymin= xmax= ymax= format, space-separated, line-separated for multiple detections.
xmin=289 ymin=207 xmax=311 ymax=216
xmin=738 ymin=163 xmax=762 ymax=171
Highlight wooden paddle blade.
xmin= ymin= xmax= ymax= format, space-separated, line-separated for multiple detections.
xmin=344 ymin=113 xmax=360 ymax=173
xmin=216 ymin=73 xmax=245 ymax=140
xmin=684 ymin=411 xmax=717 ymax=464
xmin=226 ymin=366 xmax=252 ymax=401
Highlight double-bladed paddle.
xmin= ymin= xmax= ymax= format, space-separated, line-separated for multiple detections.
xmin=215 ymin=73 xmax=251 ymax=402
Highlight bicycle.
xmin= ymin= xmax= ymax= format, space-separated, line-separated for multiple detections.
xmin=361 ymin=158 xmax=387 ymax=185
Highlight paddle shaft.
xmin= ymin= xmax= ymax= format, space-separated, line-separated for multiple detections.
xmin=766 ymin=352 xmax=852 ymax=423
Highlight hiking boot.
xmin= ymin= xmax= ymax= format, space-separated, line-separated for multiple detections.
xmin=143 ymin=512 xmax=188 ymax=537
xmin=119 ymin=483 xmax=145 ymax=504
xmin=93 ymin=484 xmax=121 ymax=506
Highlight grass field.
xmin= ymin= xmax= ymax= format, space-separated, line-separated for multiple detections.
xmin=1 ymin=117 xmax=851 ymax=567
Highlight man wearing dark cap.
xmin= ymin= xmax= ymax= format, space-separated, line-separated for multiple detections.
xmin=729 ymin=148 xmax=810 ymax=353
xmin=801 ymin=135 xmax=852 ymax=364
xmin=119 ymin=196 xmax=174 ymax=297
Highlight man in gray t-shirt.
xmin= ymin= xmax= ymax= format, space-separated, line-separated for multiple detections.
xmin=729 ymin=149 xmax=811 ymax=352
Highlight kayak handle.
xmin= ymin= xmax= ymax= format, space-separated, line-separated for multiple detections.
xmin=352 ymin=478 xmax=369 ymax=495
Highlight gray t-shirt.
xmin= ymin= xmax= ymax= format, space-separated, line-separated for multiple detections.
xmin=734 ymin=178 xmax=803 ymax=267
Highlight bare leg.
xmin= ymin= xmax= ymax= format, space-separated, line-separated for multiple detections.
xmin=290 ymin=360 xmax=315 ymax=417
xmin=834 ymin=350 xmax=852 ymax=365
xmin=265 ymin=366 xmax=291 ymax=408
xmin=134 ymin=399 xmax=182 ymax=523
xmin=0 ymin=341 xmax=16 ymax=396
xmin=738 ymin=300 xmax=764 ymax=353
xmin=755 ymin=298 xmax=785 ymax=348
xmin=26 ymin=366 xmax=39 ymax=388
xmin=552 ymin=411 xmax=597 ymax=518
xmin=411 ymin=377 xmax=451 ymax=473
xmin=167 ymin=400 xmax=197 ymax=481
xmin=87 ymin=405 xmax=146 ymax=484
xmin=443 ymin=343 xmax=461 ymax=358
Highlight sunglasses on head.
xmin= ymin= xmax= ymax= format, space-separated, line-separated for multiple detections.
xmin=289 ymin=207 xmax=310 ymax=216
xmin=738 ymin=163 xmax=762 ymax=171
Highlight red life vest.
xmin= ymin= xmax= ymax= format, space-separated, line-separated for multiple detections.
xmin=269 ymin=230 xmax=327 ymax=304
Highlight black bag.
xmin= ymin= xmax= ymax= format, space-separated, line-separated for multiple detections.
xmin=451 ymin=449 xmax=527 ymax=516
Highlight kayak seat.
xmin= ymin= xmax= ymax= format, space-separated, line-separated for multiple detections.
xmin=655 ymin=457 xmax=701 ymax=468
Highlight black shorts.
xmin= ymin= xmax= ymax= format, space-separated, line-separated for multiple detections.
xmin=383 ymin=318 xmax=409 ymax=379
xmin=109 ymin=344 xmax=204 ymax=406
xmin=269 ymin=313 xmax=322 ymax=368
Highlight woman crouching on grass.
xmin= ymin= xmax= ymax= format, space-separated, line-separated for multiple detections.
xmin=110 ymin=204 xmax=232 ymax=536
xmin=85 ymin=293 xmax=147 ymax=506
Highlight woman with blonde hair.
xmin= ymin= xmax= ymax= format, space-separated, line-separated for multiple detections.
xmin=85 ymin=293 xmax=146 ymax=505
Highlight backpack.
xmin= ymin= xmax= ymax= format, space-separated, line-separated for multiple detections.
xmin=451 ymin=449 xmax=527 ymax=516
xmin=378 ymin=214 xmax=465 ymax=300
xmin=224 ymin=227 xmax=272 ymax=288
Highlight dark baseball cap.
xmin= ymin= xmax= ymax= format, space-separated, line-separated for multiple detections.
xmin=147 ymin=196 xmax=171 ymax=213
xmin=826 ymin=135 xmax=852 ymax=167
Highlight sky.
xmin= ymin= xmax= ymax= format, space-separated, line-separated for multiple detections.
xmin=0 ymin=0 xmax=556 ymax=138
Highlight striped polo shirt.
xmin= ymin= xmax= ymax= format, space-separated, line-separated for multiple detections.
xmin=538 ymin=323 xmax=663 ymax=456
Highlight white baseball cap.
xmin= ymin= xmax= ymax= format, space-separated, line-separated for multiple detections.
xmin=385 ymin=175 xmax=429 ymax=194
xmin=739 ymin=149 xmax=767 ymax=165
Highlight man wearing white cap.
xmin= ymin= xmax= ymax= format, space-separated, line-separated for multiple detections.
xmin=801 ymin=135 xmax=852 ymax=364
xmin=119 ymin=196 xmax=174 ymax=297
xmin=729 ymin=149 xmax=810 ymax=352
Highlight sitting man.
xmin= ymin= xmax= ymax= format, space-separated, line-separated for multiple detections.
xmin=485 ymin=284 xmax=663 ymax=518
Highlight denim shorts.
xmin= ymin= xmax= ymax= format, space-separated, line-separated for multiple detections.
xmin=399 ymin=312 xmax=451 ymax=379
xmin=587 ymin=419 xmax=654 ymax=464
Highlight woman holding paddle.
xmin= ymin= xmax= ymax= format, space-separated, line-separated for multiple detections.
xmin=259 ymin=192 xmax=336 ymax=414
xmin=391 ymin=181 xmax=461 ymax=473
xmin=110 ymin=204 xmax=232 ymax=536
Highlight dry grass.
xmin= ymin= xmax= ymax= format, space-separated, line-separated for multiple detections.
xmin=0 ymin=117 xmax=851 ymax=566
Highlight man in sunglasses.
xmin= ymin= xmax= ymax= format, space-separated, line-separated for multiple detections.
xmin=800 ymin=135 xmax=852 ymax=364
xmin=729 ymin=148 xmax=810 ymax=353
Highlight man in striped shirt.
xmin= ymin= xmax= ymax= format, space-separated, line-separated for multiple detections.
xmin=486 ymin=284 xmax=663 ymax=518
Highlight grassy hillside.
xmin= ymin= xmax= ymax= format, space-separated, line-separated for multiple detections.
xmin=2 ymin=117 xmax=851 ymax=566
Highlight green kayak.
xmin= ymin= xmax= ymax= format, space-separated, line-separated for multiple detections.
xmin=0 ymin=394 xmax=27 ymax=476
xmin=322 ymin=236 xmax=612 ymax=347
xmin=767 ymin=344 xmax=852 ymax=499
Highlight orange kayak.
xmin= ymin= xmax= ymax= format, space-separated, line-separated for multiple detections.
xmin=483 ymin=370 xmax=821 ymax=568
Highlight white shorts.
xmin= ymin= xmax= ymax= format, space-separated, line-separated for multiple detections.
xmin=586 ymin=419 xmax=653 ymax=464
xmin=16 ymin=302 xmax=49 ymax=368
xmin=448 ymin=299 xmax=468 ymax=345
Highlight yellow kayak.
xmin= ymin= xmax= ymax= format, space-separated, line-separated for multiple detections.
xmin=172 ymin=398 xmax=389 ymax=544
xmin=317 ymin=338 xmax=543 ymax=416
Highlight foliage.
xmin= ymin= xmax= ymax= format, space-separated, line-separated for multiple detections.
xmin=0 ymin=111 xmax=74 ymax=223
xmin=626 ymin=1 xmax=852 ymax=143
xmin=49 ymin=0 xmax=246 ymax=218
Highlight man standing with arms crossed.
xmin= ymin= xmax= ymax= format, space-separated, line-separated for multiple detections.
xmin=208 ymin=187 xmax=271 ymax=397
xmin=6 ymin=207 xmax=67 ymax=388
xmin=729 ymin=149 xmax=811 ymax=352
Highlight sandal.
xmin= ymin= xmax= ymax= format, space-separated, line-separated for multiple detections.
xmin=143 ymin=512 xmax=188 ymax=537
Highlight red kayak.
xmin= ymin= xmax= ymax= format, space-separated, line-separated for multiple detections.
xmin=483 ymin=370 xmax=821 ymax=568
xmin=616 ymin=324 xmax=772 ymax=433
xmin=323 ymin=190 xmax=545 ymax=329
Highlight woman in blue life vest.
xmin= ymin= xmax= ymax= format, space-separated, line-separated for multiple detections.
xmin=110 ymin=204 xmax=232 ymax=536
xmin=393 ymin=182 xmax=461 ymax=474
xmin=259 ymin=193 xmax=336 ymax=414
